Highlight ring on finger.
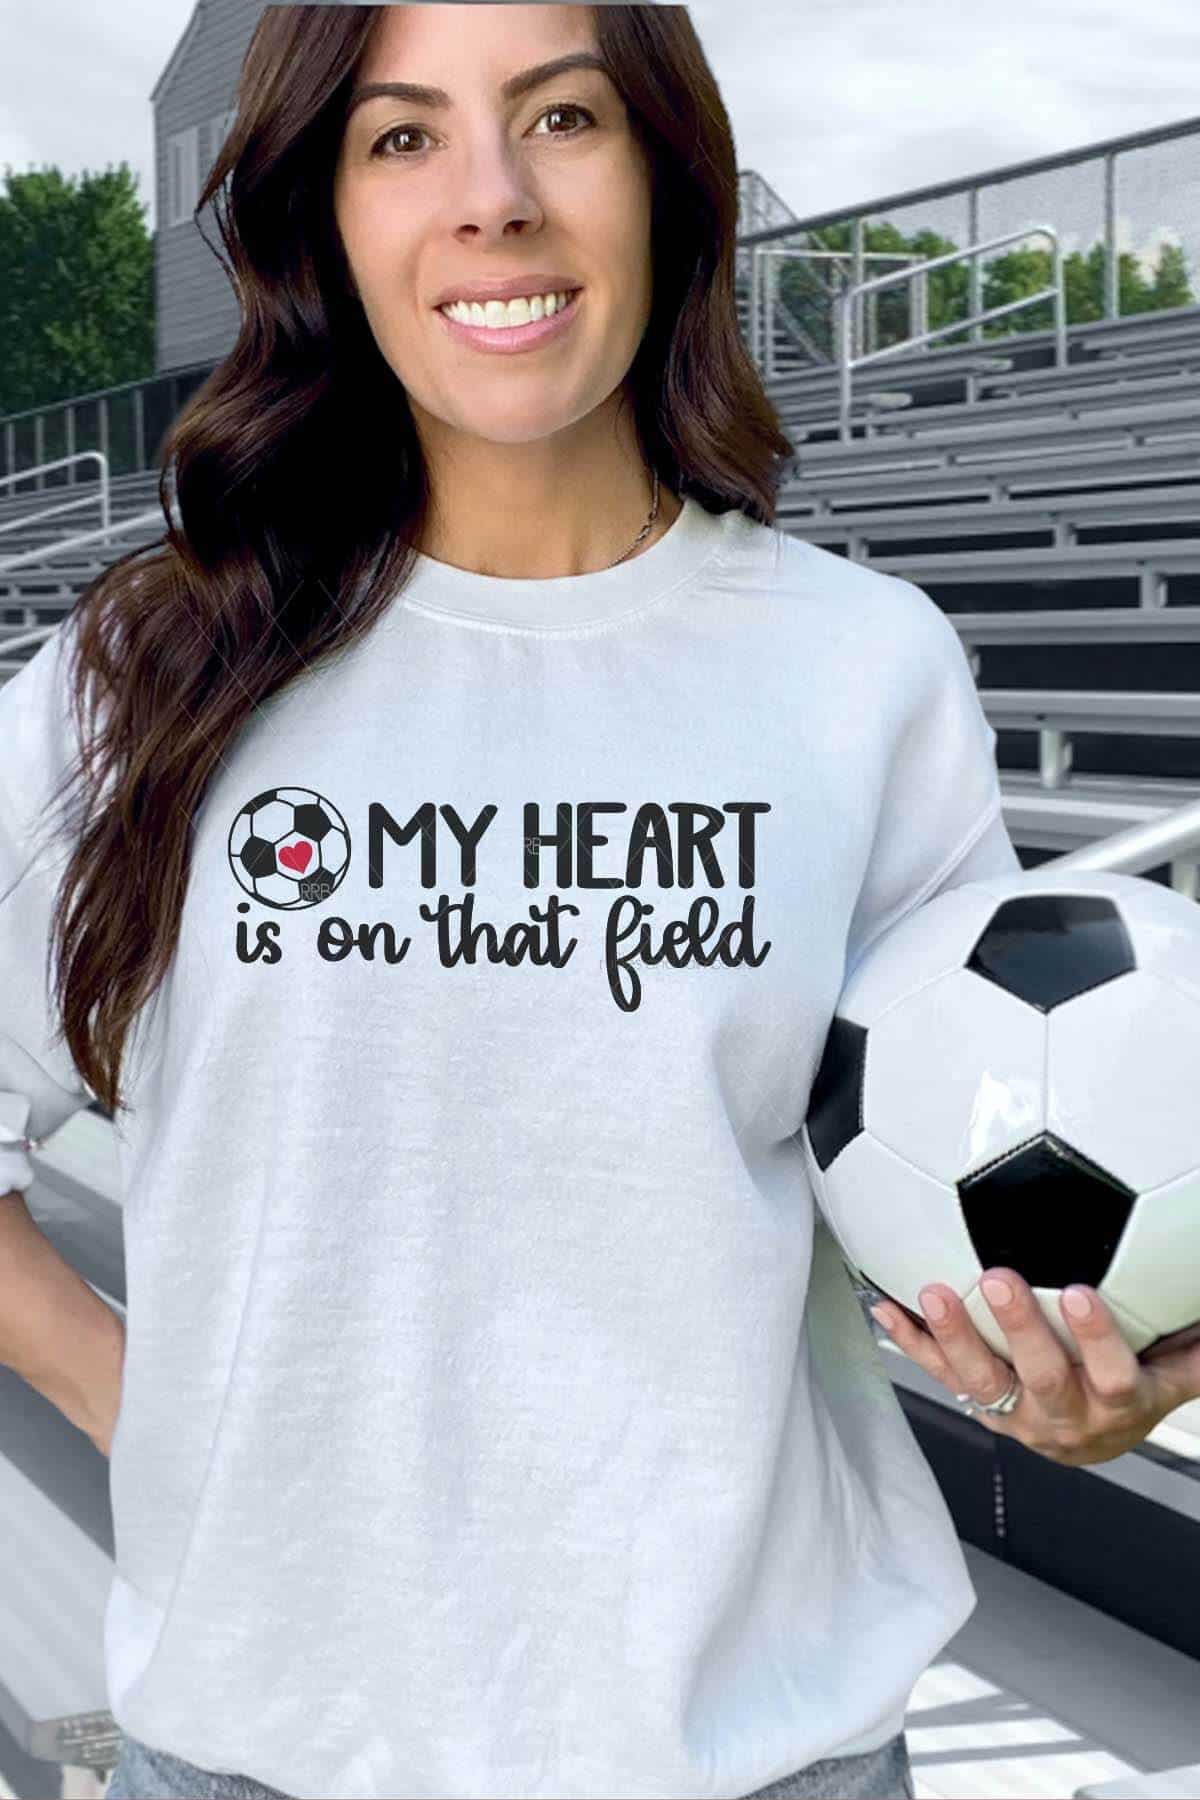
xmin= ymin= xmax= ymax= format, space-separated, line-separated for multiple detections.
xmin=957 ymin=1371 xmax=1024 ymax=1417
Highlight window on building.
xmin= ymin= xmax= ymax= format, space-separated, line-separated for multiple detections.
xmin=166 ymin=126 xmax=200 ymax=227
xmin=209 ymin=107 xmax=238 ymax=163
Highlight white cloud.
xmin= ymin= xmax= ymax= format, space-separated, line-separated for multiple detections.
xmin=686 ymin=0 xmax=1200 ymax=220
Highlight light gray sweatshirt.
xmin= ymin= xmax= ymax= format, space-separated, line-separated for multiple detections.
xmin=0 ymin=496 xmax=1019 ymax=1799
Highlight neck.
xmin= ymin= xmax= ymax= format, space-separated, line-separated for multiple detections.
xmin=412 ymin=402 xmax=679 ymax=579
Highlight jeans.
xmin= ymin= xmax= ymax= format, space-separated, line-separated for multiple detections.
xmin=104 ymin=1727 xmax=916 ymax=1800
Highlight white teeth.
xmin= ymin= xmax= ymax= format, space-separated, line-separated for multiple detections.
xmin=439 ymin=289 xmax=578 ymax=329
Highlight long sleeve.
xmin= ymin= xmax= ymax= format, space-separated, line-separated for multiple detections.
xmin=844 ymin=579 xmax=1011 ymax=982
xmin=0 ymin=621 xmax=94 ymax=1191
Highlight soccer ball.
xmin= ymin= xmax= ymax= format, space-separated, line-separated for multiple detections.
xmin=227 ymin=786 xmax=351 ymax=909
xmin=802 ymin=869 xmax=1200 ymax=1367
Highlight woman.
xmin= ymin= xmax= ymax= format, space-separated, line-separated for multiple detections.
xmin=0 ymin=5 xmax=1122 ymax=1798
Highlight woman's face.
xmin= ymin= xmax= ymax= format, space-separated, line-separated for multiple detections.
xmin=333 ymin=3 xmax=654 ymax=454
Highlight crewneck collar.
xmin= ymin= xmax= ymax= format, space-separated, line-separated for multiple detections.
xmin=396 ymin=495 xmax=731 ymax=631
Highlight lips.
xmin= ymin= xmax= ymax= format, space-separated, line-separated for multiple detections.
xmin=432 ymin=273 xmax=583 ymax=308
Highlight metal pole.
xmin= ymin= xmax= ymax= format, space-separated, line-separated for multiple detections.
xmin=99 ymin=396 xmax=109 ymax=487
xmin=852 ymin=215 xmax=865 ymax=368
xmin=839 ymin=283 xmax=853 ymax=441
xmin=968 ymin=188 xmax=982 ymax=344
xmin=765 ymin=249 xmax=776 ymax=382
xmin=1104 ymin=150 xmax=1119 ymax=320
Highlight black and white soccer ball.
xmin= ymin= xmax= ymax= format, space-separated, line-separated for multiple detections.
xmin=802 ymin=870 xmax=1200 ymax=1367
xmin=227 ymin=786 xmax=350 ymax=909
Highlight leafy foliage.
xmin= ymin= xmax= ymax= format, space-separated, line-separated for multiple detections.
xmin=0 ymin=164 xmax=154 ymax=417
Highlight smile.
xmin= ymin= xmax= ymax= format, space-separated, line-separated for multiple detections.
xmin=434 ymin=287 xmax=584 ymax=355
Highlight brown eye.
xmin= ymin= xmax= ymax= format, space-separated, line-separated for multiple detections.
xmin=534 ymin=104 xmax=595 ymax=137
xmin=370 ymin=124 xmax=430 ymax=159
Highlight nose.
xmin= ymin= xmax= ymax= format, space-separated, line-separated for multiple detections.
xmin=443 ymin=131 xmax=546 ymax=246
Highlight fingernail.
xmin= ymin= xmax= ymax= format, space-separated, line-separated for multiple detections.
xmin=981 ymin=1275 xmax=1014 ymax=1308
xmin=869 ymin=1305 xmax=892 ymax=1330
xmin=920 ymin=1289 xmax=949 ymax=1323
xmin=1063 ymin=1286 xmax=1093 ymax=1319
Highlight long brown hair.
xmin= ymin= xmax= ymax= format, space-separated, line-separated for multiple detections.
xmin=36 ymin=2 xmax=794 ymax=1119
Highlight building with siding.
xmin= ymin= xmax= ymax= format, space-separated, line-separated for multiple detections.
xmin=151 ymin=0 xmax=264 ymax=372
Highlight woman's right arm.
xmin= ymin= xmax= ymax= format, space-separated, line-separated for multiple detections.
xmin=0 ymin=620 xmax=123 ymax=1453
xmin=0 ymin=1185 xmax=125 ymax=1452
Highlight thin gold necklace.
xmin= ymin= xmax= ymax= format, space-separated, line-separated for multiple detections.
xmin=602 ymin=468 xmax=661 ymax=570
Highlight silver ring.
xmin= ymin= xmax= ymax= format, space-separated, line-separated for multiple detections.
xmin=958 ymin=1370 xmax=1023 ymax=1417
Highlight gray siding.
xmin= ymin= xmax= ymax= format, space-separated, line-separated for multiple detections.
xmin=154 ymin=0 xmax=265 ymax=372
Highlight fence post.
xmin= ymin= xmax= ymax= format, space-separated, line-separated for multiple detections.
xmin=852 ymin=215 xmax=865 ymax=366
xmin=1104 ymin=150 xmax=1119 ymax=319
xmin=969 ymin=187 xmax=982 ymax=344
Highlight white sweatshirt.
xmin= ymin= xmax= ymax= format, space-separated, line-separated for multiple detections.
xmin=0 ymin=496 xmax=1020 ymax=1800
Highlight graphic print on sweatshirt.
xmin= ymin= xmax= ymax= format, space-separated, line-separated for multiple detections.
xmin=227 ymin=785 xmax=773 ymax=1013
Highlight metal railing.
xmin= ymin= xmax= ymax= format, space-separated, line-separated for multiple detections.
xmin=0 ymin=499 xmax=166 ymax=673
xmin=836 ymin=224 xmax=1067 ymax=440
xmin=0 ymin=361 xmax=214 ymax=491
xmin=0 ymin=451 xmax=110 ymax=538
xmin=0 ymin=625 xmax=63 ymax=663
xmin=1048 ymin=793 xmax=1200 ymax=897
xmin=0 ymin=505 xmax=162 ymax=577
xmin=735 ymin=112 xmax=1200 ymax=369
xmin=745 ymin=245 xmax=927 ymax=379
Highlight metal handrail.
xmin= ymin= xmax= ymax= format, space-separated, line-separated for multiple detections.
xmin=0 ymin=505 xmax=163 ymax=576
xmin=0 ymin=452 xmax=110 ymax=536
xmin=1045 ymin=792 xmax=1200 ymax=892
xmin=0 ymin=625 xmax=59 ymax=663
xmin=746 ymin=247 xmax=925 ymax=376
xmin=837 ymin=224 xmax=1067 ymax=440
xmin=0 ymin=360 xmax=213 ymax=429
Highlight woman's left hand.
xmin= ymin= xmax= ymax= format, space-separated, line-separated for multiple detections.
xmin=869 ymin=1268 xmax=1200 ymax=1466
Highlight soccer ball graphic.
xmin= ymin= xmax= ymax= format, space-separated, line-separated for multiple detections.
xmin=227 ymin=786 xmax=350 ymax=909
xmin=802 ymin=869 xmax=1200 ymax=1368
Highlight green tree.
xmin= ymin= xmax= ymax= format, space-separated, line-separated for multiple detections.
xmin=1147 ymin=239 xmax=1191 ymax=312
xmin=0 ymin=163 xmax=155 ymax=418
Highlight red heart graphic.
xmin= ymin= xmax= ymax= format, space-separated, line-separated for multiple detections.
xmin=279 ymin=841 xmax=312 ymax=874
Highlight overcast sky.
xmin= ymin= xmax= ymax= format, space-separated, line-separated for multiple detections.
xmin=1 ymin=0 xmax=1197 ymax=258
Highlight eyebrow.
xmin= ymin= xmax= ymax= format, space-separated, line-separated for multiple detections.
xmin=347 ymin=51 xmax=613 ymax=118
